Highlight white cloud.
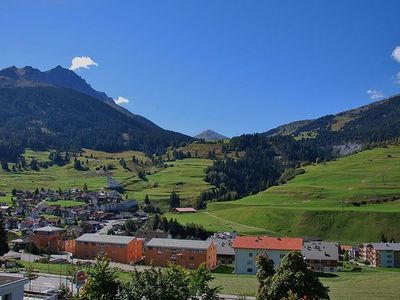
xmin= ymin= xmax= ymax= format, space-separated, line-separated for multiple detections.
xmin=392 ymin=46 xmax=400 ymax=63
xmin=69 ymin=56 xmax=98 ymax=71
xmin=114 ymin=96 xmax=129 ymax=105
xmin=366 ymin=89 xmax=384 ymax=100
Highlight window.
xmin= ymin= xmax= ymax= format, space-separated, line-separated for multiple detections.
xmin=189 ymin=256 xmax=194 ymax=260
xmin=247 ymin=268 xmax=253 ymax=273
xmin=248 ymin=253 xmax=253 ymax=257
xmin=247 ymin=260 xmax=253 ymax=265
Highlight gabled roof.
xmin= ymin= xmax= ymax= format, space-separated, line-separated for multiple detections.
xmin=174 ymin=207 xmax=197 ymax=213
xmin=207 ymin=237 xmax=235 ymax=256
xmin=76 ymin=233 xmax=136 ymax=245
xmin=302 ymin=241 xmax=339 ymax=261
xmin=365 ymin=242 xmax=400 ymax=251
xmin=0 ymin=275 xmax=27 ymax=287
xmin=232 ymin=236 xmax=303 ymax=251
xmin=34 ymin=225 xmax=64 ymax=233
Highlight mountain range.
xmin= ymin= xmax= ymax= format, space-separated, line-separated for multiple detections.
xmin=0 ymin=65 xmax=192 ymax=159
xmin=263 ymin=94 xmax=400 ymax=154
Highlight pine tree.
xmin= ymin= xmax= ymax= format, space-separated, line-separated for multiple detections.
xmin=144 ymin=194 xmax=150 ymax=205
xmin=0 ymin=217 xmax=9 ymax=256
xmin=169 ymin=191 xmax=180 ymax=209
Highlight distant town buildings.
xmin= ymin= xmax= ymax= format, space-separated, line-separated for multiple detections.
xmin=359 ymin=242 xmax=400 ymax=267
xmin=145 ymin=238 xmax=217 ymax=269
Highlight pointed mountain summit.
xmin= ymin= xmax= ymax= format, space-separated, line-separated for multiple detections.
xmin=0 ymin=65 xmax=112 ymax=102
xmin=0 ymin=65 xmax=159 ymax=128
xmin=0 ymin=65 xmax=192 ymax=158
xmin=194 ymin=130 xmax=228 ymax=141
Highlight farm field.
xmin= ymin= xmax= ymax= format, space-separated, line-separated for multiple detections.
xmin=170 ymin=146 xmax=400 ymax=243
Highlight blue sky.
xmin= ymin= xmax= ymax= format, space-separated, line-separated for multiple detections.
xmin=1 ymin=1 xmax=400 ymax=137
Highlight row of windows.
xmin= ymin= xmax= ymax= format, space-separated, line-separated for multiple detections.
xmin=78 ymin=241 xmax=126 ymax=248
xmin=147 ymin=247 xmax=205 ymax=253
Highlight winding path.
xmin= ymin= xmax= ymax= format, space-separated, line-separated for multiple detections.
xmin=204 ymin=211 xmax=287 ymax=237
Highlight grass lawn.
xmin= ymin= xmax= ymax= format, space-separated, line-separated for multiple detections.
xmin=210 ymin=268 xmax=400 ymax=299
xmin=13 ymin=261 xmax=400 ymax=299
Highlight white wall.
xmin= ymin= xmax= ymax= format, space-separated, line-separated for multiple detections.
xmin=235 ymin=248 xmax=291 ymax=274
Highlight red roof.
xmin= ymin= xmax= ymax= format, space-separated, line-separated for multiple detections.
xmin=174 ymin=207 xmax=197 ymax=213
xmin=232 ymin=236 xmax=303 ymax=251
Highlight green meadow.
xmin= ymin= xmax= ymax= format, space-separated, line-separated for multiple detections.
xmin=14 ymin=261 xmax=400 ymax=299
xmin=0 ymin=149 xmax=213 ymax=209
xmin=3 ymin=146 xmax=400 ymax=242
xmin=210 ymin=268 xmax=400 ymax=299
xmin=169 ymin=146 xmax=400 ymax=243
xmin=126 ymin=158 xmax=213 ymax=208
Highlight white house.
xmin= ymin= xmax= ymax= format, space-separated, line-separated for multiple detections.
xmin=232 ymin=236 xmax=304 ymax=274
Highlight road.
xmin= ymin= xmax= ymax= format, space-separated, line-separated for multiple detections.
xmin=0 ymin=271 xmax=73 ymax=293
xmin=0 ymin=271 xmax=255 ymax=299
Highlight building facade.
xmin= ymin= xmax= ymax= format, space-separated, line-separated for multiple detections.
xmin=360 ymin=243 xmax=400 ymax=267
xmin=145 ymin=238 xmax=217 ymax=269
xmin=0 ymin=276 xmax=27 ymax=300
xmin=31 ymin=225 xmax=65 ymax=253
xmin=232 ymin=236 xmax=304 ymax=274
xmin=207 ymin=237 xmax=235 ymax=265
xmin=73 ymin=234 xmax=143 ymax=264
xmin=302 ymin=241 xmax=339 ymax=272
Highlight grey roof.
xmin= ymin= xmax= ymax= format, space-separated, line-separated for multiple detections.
xmin=207 ymin=238 xmax=235 ymax=256
xmin=365 ymin=242 xmax=400 ymax=251
xmin=34 ymin=225 xmax=64 ymax=233
xmin=146 ymin=238 xmax=213 ymax=250
xmin=76 ymin=234 xmax=136 ymax=245
xmin=0 ymin=275 xmax=27 ymax=287
xmin=302 ymin=241 xmax=339 ymax=261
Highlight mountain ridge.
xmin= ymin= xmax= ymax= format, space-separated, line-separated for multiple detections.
xmin=262 ymin=94 xmax=400 ymax=150
xmin=0 ymin=65 xmax=160 ymax=129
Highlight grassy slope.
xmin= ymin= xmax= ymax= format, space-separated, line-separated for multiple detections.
xmin=169 ymin=146 xmax=400 ymax=243
xmin=0 ymin=149 xmax=213 ymax=209
xmin=127 ymin=158 xmax=213 ymax=209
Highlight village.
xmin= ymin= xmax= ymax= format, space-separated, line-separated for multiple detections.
xmin=0 ymin=187 xmax=399 ymax=299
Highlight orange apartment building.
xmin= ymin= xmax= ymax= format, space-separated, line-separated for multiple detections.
xmin=31 ymin=225 xmax=65 ymax=253
xmin=145 ymin=238 xmax=217 ymax=269
xmin=72 ymin=234 xmax=143 ymax=264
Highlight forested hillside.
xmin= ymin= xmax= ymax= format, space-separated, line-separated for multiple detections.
xmin=0 ymin=87 xmax=192 ymax=160
xmin=265 ymin=94 xmax=400 ymax=149
xmin=203 ymin=94 xmax=400 ymax=204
